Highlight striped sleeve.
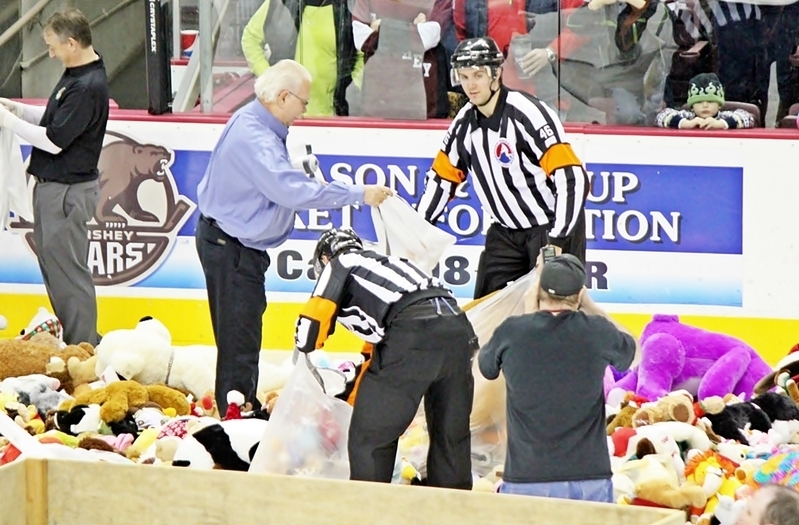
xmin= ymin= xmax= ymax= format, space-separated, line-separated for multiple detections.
xmin=417 ymin=110 xmax=469 ymax=223
xmin=515 ymin=96 xmax=588 ymax=242
xmin=294 ymin=261 xmax=347 ymax=353
xmin=548 ymin=164 xmax=588 ymax=243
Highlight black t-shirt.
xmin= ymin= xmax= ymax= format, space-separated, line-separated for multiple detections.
xmin=478 ymin=310 xmax=635 ymax=484
xmin=28 ymin=55 xmax=109 ymax=184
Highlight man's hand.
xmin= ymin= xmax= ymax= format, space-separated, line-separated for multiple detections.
xmin=0 ymin=98 xmax=23 ymax=118
xmin=363 ymin=185 xmax=394 ymax=206
xmin=370 ymin=18 xmax=381 ymax=31
xmin=520 ymin=49 xmax=551 ymax=77
xmin=413 ymin=13 xmax=426 ymax=24
xmin=698 ymin=117 xmax=728 ymax=130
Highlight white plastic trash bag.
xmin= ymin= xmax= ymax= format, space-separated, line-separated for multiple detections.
xmin=249 ymin=358 xmax=352 ymax=479
xmin=466 ymin=268 xmax=539 ymax=440
xmin=465 ymin=268 xmax=539 ymax=347
xmin=371 ymin=195 xmax=456 ymax=274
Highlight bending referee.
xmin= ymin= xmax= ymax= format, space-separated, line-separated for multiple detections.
xmin=417 ymin=37 xmax=590 ymax=300
xmin=294 ymin=227 xmax=478 ymax=489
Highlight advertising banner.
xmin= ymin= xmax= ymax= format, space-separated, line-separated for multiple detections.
xmin=0 ymin=130 xmax=743 ymax=307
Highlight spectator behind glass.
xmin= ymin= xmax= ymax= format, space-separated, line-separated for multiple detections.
xmin=241 ymin=0 xmax=363 ymax=116
xmin=656 ymin=72 xmax=755 ymax=129
xmin=351 ymin=0 xmax=452 ymax=119
xmin=714 ymin=0 xmax=766 ymax=118
xmin=759 ymin=0 xmax=799 ymax=123
xmin=451 ymin=0 xmax=582 ymax=97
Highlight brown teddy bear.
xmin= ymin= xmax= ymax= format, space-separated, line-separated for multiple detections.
xmin=632 ymin=391 xmax=696 ymax=428
xmin=59 ymin=380 xmax=191 ymax=424
xmin=0 ymin=332 xmax=94 ymax=383
xmin=67 ymin=355 xmax=99 ymax=397
xmin=607 ymin=392 xmax=649 ymax=434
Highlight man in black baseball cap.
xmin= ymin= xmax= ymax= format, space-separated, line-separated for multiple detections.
xmin=539 ymin=254 xmax=587 ymax=299
xmin=477 ymin=254 xmax=639 ymax=503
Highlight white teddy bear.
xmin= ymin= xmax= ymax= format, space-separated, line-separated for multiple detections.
xmin=94 ymin=316 xmax=216 ymax=398
xmin=94 ymin=317 xmax=295 ymax=401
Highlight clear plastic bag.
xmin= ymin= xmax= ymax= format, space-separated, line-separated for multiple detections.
xmin=248 ymin=359 xmax=353 ymax=479
xmin=466 ymin=268 xmax=539 ymax=432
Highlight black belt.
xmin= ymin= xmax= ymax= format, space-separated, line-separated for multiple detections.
xmin=200 ymin=214 xmax=221 ymax=230
xmin=384 ymin=288 xmax=456 ymax=327
xmin=200 ymin=214 xmax=269 ymax=256
xmin=200 ymin=214 xmax=244 ymax=248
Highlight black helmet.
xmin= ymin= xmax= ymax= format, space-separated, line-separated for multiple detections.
xmin=313 ymin=227 xmax=363 ymax=278
xmin=450 ymin=37 xmax=504 ymax=85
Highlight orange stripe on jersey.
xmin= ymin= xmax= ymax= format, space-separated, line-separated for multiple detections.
xmin=432 ymin=150 xmax=466 ymax=184
xmin=299 ymin=296 xmax=338 ymax=349
xmin=540 ymin=143 xmax=582 ymax=177
xmin=346 ymin=343 xmax=374 ymax=406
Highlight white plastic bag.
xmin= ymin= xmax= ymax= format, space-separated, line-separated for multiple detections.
xmin=465 ymin=268 xmax=539 ymax=460
xmin=248 ymin=359 xmax=353 ymax=479
xmin=465 ymin=267 xmax=539 ymax=347
xmin=370 ymin=195 xmax=456 ymax=275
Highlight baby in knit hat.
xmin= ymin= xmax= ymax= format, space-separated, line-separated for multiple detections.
xmin=656 ymin=73 xmax=755 ymax=129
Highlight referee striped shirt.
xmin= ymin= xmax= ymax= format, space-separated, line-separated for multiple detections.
xmin=671 ymin=0 xmax=760 ymax=40
xmin=294 ymin=250 xmax=451 ymax=352
xmin=417 ymin=86 xmax=589 ymax=246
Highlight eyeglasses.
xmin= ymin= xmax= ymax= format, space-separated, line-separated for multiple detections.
xmin=287 ymin=91 xmax=309 ymax=108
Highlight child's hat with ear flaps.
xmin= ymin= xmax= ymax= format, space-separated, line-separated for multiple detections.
xmin=687 ymin=73 xmax=725 ymax=107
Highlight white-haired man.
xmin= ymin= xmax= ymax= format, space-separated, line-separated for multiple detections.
xmin=195 ymin=59 xmax=393 ymax=415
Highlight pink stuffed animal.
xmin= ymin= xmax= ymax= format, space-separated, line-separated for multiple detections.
xmin=608 ymin=314 xmax=772 ymax=401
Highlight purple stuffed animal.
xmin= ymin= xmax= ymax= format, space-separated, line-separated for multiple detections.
xmin=607 ymin=314 xmax=772 ymax=401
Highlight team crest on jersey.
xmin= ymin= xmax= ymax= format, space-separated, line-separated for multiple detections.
xmin=494 ymin=139 xmax=514 ymax=167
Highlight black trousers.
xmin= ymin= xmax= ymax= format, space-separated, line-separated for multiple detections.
xmin=348 ymin=296 xmax=477 ymax=489
xmin=716 ymin=18 xmax=768 ymax=117
xmin=762 ymin=3 xmax=799 ymax=122
xmin=472 ymin=213 xmax=586 ymax=300
xmin=195 ymin=215 xmax=270 ymax=415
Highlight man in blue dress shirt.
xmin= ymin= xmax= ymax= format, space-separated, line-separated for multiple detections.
xmin=196 ymin=59 xmax=393 ymax=414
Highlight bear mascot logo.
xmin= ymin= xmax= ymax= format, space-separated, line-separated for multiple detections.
xmin=10 ymin=131 xmax=195 ymax=286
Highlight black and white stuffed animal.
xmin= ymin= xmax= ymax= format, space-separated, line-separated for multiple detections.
xmin=171 ymin=418 xmax=267 ymax=471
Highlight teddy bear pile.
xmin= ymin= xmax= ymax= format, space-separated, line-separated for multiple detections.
xmin=0 ymin=308 xmax=362 ymax=472
xmin=600 ymin=315 xmax=799 ymax=525
xmin=4 ymin=305 xmax=799 ymax=523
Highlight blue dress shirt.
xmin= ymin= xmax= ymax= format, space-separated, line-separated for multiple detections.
xmin=197 ymin=100 xmax=364 ymax=251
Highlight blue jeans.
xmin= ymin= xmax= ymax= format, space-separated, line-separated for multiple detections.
xmin=499 ymin=478 xmax=614 ymax=503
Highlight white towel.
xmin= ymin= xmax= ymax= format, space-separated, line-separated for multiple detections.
xmin=0 ymin=126 xmax=33 ymax=229
xmin=370 ymin=195 xmax=456 ymax=275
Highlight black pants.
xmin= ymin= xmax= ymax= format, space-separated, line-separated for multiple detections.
xmin=472 ymin=214 xmax=586 ymax=300
xmin=348 ymin=296 xmax=477 ymax=489
xmin=716 ymin=18 xmax=768 ymax=117
xmin=195 ymin=215 xmax=270 ymax=415
xmin=763 ymin=3 xmax=799 ymax=122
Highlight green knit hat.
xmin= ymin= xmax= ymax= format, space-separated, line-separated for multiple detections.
xmin=687 ymin=73 xmax=725 ymax=107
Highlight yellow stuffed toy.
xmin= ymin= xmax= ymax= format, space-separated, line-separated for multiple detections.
xmin=683 ymin=450 xmax=740 ymax=519
xmin=59 ymin=381 xmax=190 ymax=423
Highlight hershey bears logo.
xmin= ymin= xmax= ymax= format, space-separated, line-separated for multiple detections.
xmin=11 ymin=131 xmax=195 ymax=286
